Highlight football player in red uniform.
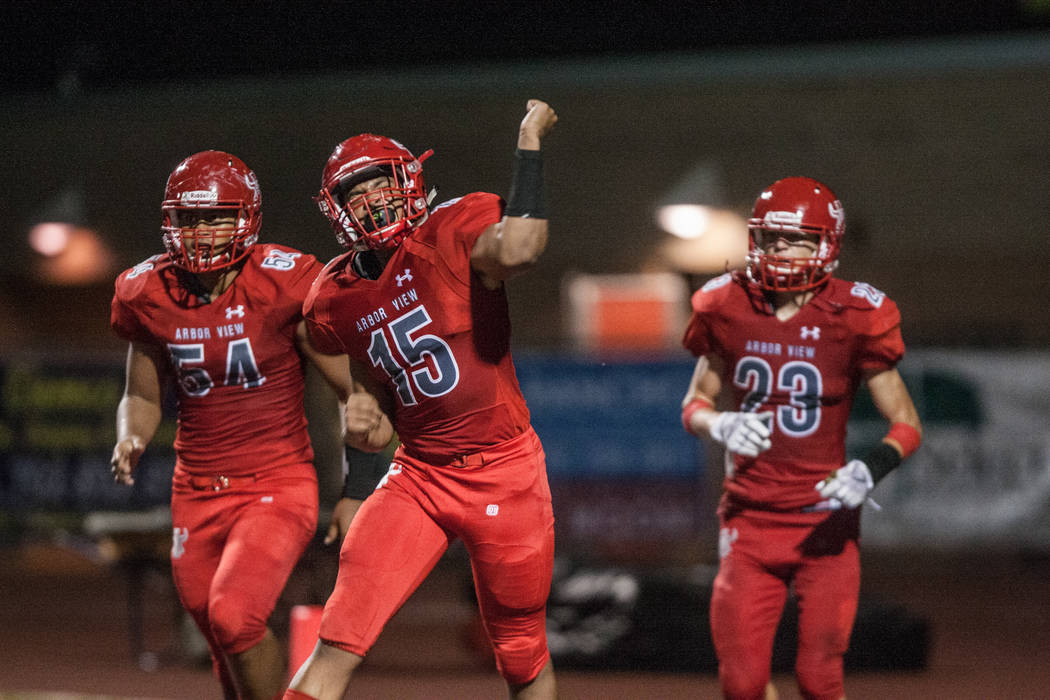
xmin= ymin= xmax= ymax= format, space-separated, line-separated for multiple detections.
xmin=284 ymin=99 xmax=559 ymax=700
xmin=110 ymin=151 xmax=358 ymax=699
xmin=681 ymin=177 xmax=922 ymax=700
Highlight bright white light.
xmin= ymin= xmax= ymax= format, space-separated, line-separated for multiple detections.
xmin=657 ymin=204 xmax=714 ymax=239
xmin=29 ymin=222 xmax=73 ymax=256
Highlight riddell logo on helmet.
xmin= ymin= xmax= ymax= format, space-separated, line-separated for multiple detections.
xmin=181 ymin=190 xmax=218 ymax=204
xmin=763 ymin=211 xmax=803 ymax=226
xmin=333 ymin=157 xmax=374 ymax=181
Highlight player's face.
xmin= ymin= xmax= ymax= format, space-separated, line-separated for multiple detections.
xmin=341 ymin=175 xmax=406 ymax=232
xmin=177 ymin=208 xmax=239 ymax=260
xmin=755 ymin=229 xmax=820 ymax=259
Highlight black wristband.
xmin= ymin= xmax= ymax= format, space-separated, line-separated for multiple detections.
xmin=864 ymin=442 xmax=902 ymax=484
xmin=504 ymin=148 xmax=547 ymax=219
xmin=342 ymin=446 xmax=389 ymax=500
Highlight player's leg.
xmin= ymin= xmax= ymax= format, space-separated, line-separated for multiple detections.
xmin=169 ymin=486 xmax=239 ymax=698
xmin=792 ymin=536 xmax=860 ymax=700
xmin=288 ymin=476 xmax=451 ymax=699
xmin=460 ymin=432 xmax=557 ymax=697
xmin=710 ymin=521 xmax=790 ymax=700
xmin=207 ymin=470 xmax=318 ymax=699
xmin=469 ymin=522 xmax=556 ymax=698
xmin=286 ymin=642 xmax=364 ymax=700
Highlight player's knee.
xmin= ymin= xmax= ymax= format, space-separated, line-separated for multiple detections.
xmin=490 ymin=633 xmax=549 ymax=686
xmin=795 ymin=652 xmax=844 ymax=700
xmin=208 ymin=592 xmax=267 ymax=653
xmin=719 ymin=660 xmax=770 ymax=700
xmin=483 ymin=604 xmax=549 ymax=685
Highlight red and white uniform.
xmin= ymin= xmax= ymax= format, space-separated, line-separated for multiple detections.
xmin=112 ymin=244 xmax=323 ymax=477
xmin=683 ymin=272 xmax=904 ymax=700
xmin=306 ymin=193 xmax=532 ymax=460
xmin=110 ymin=244 xmax=323 ymax=676
xmin=684 ymin=272 xmax=904 ymax=514
xmin=304 ymin=193 xmax=554 ymax=685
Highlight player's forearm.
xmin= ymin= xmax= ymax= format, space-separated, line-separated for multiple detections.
xmin=116 ymin=394 xmax=162 ymax=444
xmin=681 ymin=394 xmax=719 ymax=438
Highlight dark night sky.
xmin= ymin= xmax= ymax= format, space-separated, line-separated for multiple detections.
xmin=3 ymin=1 xmax=1048 ymax=95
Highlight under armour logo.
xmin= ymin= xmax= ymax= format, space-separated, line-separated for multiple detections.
xmin=801 ymin=326 xmax=821 ymax=340
xmin=395 ymin=269 xmax=413 ymax=287
xmin=172 ymin=527 xmax=189 ymax=559
xmin=225 ymin=305 xmax=245 ymax=319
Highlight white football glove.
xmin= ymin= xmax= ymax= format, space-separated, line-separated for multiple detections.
xmin=709 ymin=411 xmax=773 ymax=458
xmin=816 ymin=459 xmax=875 ymax=509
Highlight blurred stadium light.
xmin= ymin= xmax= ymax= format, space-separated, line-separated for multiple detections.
xmin=654 ymin=160 xmax=748 ymax=274
xmin=26 ymin=186 xmax=116 ymax=285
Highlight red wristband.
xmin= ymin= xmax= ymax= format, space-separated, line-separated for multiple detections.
xmin=885 ymin=422 xmax=921 ymax=458
xmin=681 ymin=396 xmax=714 ymax=433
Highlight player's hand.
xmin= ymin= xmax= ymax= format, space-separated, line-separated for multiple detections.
xmin=518 ymin=99 xmax=558 ymax=150
xmin=709 ymin=411 xmax=773 ymax=457
xmin=344 ymin=392 xmax=386 ymax=441
xmin=324 ymin=497 xmax=364 ymax=545
xmin=816 ymin=459 xmax=875 ymax=509
xmin=110 ymin=436 xmax=146 ymax=486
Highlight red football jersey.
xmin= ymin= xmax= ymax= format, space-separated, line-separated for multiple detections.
xmin=304 ymin=192 xmax=531 ymax=462
xmin=111 ymin=244 xmax=324 ymax=476
xmin=683 ymin=273 xmax=905 ymax=511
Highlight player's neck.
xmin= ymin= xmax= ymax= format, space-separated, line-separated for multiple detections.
xmin=193 ymin=267 xmax=240 ymax=299
xmin=769 ymin=290 xmax=814 ymax=321
xmin=352 ymin=248 xmax=393 ymax=280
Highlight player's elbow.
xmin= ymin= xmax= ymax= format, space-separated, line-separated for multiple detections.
xmin=498 ymin=225 xmax=547 ymax=269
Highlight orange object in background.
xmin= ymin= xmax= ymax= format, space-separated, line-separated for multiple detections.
xmin=565 ymin=272 xmax=690 ymax=353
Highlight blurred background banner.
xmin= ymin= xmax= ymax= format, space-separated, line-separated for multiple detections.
xmin=5 ymin=348 xmax=1048 ymax=552
xmin=858 ymin=350 xmax=1050 ymax=549
xmin=0 ymin=359 xmax=174 ymax=515
xmin=516 ymin=353 xmax=701 ymax=480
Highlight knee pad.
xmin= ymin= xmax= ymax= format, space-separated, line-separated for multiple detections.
xmin=719 ymin=661 xmax=770 ymax=700
xmin=208 ymin=591 xmax=267 ymax=654
xmin=490 ymin=632 xmax=549 ymax=686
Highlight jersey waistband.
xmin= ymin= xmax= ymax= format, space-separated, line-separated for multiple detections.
xmin=399 ymin=426 xmax=538 ymax=468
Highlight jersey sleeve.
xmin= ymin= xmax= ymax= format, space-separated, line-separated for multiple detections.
xmin=284 ymin=252 xmax=325 ymax=303
xmin=428 ymin=192 xmax=505 ymax=286
xmin=305 ymin=316 xmax=345 ymax=355
xmin=302 ymin=257 xmax=349 ymax=355
xmin=110 ymin=268 xmax=155 ymax=344
xmin=681 ymin=273 xmax=733 ymax=357
xmin=847 ymin=283 xmax=905 ymax=372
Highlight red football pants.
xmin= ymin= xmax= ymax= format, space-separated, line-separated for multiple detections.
xmin=170 ymin=462 xmax=318 ymax=683
xmin=710 ymin=509 xmax=860 ymax=700
xmin=319 ymin=428 xmax=555 ymax=685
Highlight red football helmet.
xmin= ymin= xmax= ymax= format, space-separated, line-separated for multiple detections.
xmin=746 ymin=176 xmax=845 ymax=292
xmin=161 ymin=151 xmax=262 ymax=272
xmin=315 ymin=134 xmax=433 ymax=251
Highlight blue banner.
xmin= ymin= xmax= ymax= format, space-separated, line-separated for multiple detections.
xmin=514 ymin=353 xmax=703 ymax=479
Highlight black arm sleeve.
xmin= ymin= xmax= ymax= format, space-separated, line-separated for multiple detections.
xmin=504 ymin=148 xmax=547 ymax=219
xmin=864 ymin=442 xmax=903 ymax=484
xmin=342 ymin=446 xmax=389 ymax=500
